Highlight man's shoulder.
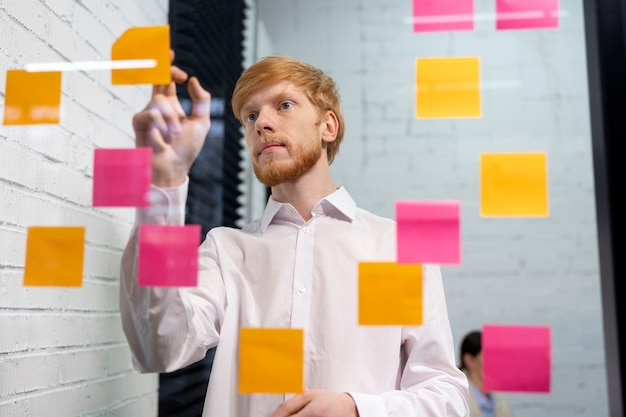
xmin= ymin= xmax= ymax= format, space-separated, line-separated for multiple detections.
xmin=204 ymin=224 xmax=252 ymax=240
xmin=352 ymin=206 xmax=396 ymax=241
xmin=214 ymin=222 xmax=257 ymax=233
xmin=354 ymin=206 xmax=396 ymax=227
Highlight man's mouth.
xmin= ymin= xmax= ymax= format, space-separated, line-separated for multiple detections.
xmin=257 ymin=141 xmax=286 ymax=155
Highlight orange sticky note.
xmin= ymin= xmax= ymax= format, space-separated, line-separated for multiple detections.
xmin=111 ymin=25 xmax=171 ymax=85
xmin=358 ymin=262 xmax=423 ymax=325
xmin=3 ymin=70 xmax=62 ymax=125
xmin=480 ymin=152 xmax=549 ymax=217
xmin=23 ymin=227 xmax=85 ymax=286
xmin=416 ymin=57 xmax=481 ymax=119
xmin=239 ymin=328 xmax=304 ymax=394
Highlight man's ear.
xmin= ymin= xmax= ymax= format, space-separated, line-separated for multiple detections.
xmin=321 ymin=111 xmax=338 ymax=144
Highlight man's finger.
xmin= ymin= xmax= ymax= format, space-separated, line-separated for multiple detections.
xmin=268 ymin=394 xmax=309 ymax=417
xmin=132 ymin=109 xmax=168 ymax=150
xmin=171 ymin=65 xmax=188 ymax=84
xmin=168 ymin=95 xmax=186 ymax=119
xmin=150 ymin=65 xmax=187 ymax=97
xmin=151 ymin=82 xmax=171 ymax=99
xmin=133 ymin=108 xmax=168 ymax=136
xmin=148 ymin=95 xmax=182 ymax=136
xmin=187 ymin=76 xmax=211 ymax=119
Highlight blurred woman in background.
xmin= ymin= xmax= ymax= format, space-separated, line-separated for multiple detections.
xmin=459 ymin=330 xmax=514 ymax=417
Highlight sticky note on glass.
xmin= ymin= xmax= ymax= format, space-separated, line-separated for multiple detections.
xmin=396 ymin=200 xmax=461 ymax=264
xmin=239 ymin=328 xmax=304 ymax=394
xmin=111 ymin=25 xmax=171 ymax=85
xmin=480 ymin=152 xmax=549 ymax=217
xmin=416 ymin=57 xmax=481 ymax=119
xmin=497 ymin=0 xmax=559 ymax=30
xmin=483 ymin=324 xmax=551 ymax=392
xmin=412 ymin=0 xmax=474 ymax=32
xmin=3 ymin=70 xmax=62 ymax=125
xmin=358 ymin=262 xmax=423 ymax=326
xmin=23 ymin=227 xmax=85 ymax=286
xmin=92 ymin=148 xmax=152 ymax=207
xmin=138 ymin=225 xmax=200 ymax=287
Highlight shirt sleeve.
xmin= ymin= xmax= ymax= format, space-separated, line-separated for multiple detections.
xmin=119 ymin=179 xmax=225 ymax=373
xmin=349 ymin=265 xmax=470 ymax=417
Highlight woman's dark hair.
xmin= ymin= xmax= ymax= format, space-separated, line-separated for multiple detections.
xmin=459 ymin=330 xmax=482 ymax=370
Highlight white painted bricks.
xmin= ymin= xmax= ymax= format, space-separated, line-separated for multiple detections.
xmin=0 ymin=0 xmax=167 ymax=415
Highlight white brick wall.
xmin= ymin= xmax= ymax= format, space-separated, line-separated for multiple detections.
xmin=1 ymin=0 xmax=167 ymax=415
xmin=256 ymin=0 xmax=608 ymax=416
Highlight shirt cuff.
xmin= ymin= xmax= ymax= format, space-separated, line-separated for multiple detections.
xmin=349 ymin=392 xmax=388 ymax=417
xmin=135 ymin=177 xmax=189 ymax=225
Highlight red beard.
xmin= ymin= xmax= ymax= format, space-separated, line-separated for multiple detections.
xmin=253 ymin=134 xmax=322 ymax=187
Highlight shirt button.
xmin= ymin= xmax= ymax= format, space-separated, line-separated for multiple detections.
xmin=302 ymin=227 xmax=310 ymax=233
xmin=298 ymin=285 xmax=306 ymax=293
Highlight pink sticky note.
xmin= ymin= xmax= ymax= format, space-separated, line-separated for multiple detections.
xmin=413 ymin=0 xmax=474 ymax=32
xmin=138 ymin=225 xmax=201 ymax=287
xmin=93 ymin=148 xmax=152 ymax=207
xmin=396 ymin=200 xmax=461 ymax=264
xmin=496 ymin=0 xmax=559 ymax=30
xmin=483 ymin=325 xmax=551 ymax=392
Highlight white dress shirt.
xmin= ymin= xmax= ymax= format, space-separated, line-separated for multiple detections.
xmin=120 ymin=179 xmax=469 ymax=417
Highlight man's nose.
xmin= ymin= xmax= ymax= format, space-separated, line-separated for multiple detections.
xmin=254 ymin=109 xmax=275 ymax=136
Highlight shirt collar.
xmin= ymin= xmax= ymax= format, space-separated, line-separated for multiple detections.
xmin=257 ymin=186 xmax=356 ymax=232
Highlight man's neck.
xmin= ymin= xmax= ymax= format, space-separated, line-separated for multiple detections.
xmin=270 ymin=162 xmax=337 ymax=221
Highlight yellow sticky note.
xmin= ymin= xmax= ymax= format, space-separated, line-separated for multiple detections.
xmin=480 ymin=152 xmax=549 ymax=217
xmin=3 ymin=70 xmax=62 ymax=125
xmin=359 ymin=262 xmax=423 ymax=326
xmin=239 ymin=328 xmax=304 ymax=394
xmin=23 ymin=227 xmax=85 ymax=286
xmin=416 ymin=57 xmax=481 ymax=119
xmin=111 ymin=25 xmax=171 ymax=85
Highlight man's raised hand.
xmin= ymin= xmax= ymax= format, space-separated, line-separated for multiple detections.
xmin=132 ymin=58 xmax=211 ymax=187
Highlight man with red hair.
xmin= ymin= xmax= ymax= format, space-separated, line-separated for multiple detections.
xmin=120 ymin=55 xmax=469 ymax=417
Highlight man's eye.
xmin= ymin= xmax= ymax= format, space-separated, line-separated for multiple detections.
xmin=280 ymin=102 xmax=293 ymax=110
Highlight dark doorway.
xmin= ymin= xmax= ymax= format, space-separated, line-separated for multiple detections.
xmin=159 ymin=1 xmax=246 ymax=416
